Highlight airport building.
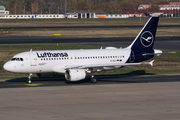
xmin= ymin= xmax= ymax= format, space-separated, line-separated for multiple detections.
xmin=0 ymin=2 xmax=179 ymax=19
xmin=0 ymin=3 xmax=129 ymax=19
xmin=0 ymin=3 xmax=9 ymax=17
xmin=138 ymin=2 xmax=180 ymax=11
xmin=120 ymin=10 xmax=178 ymax=17
xmin=138 ymin=4 xmax=151 ymax=10
xmin=159 ymin=2 xmax=180 ymax=10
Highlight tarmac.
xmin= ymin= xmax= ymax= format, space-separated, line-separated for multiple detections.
xmin=0 ymin=74 xmax=180 ymax=120
xmin=0 ymin=36 xmax=180 ymax=50
xmin=0 ymin=76 xmax=180 ymax=120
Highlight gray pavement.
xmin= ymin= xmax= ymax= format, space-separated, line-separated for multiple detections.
xmin=1 ymin=24 xmax=180 ymax=30
xmin=0 ymin=36 xmax=180 ymax=50
xmin=1 ymin=74 xmax=180 ymax=88
xmin=0 ymin=80 xmax=180 ymax=120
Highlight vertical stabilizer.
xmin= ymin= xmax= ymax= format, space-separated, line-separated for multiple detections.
xmin=127 ymin=17 xmax=159 ymax=50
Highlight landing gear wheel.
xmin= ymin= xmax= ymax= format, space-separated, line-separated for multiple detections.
xmin=26 ymin=80 xmax=32 ymax=84
xmin=89 ymin=72 xmax=97 ymax=83
xmin=89 ymin=77 xmax=97 ymax=83
xmin=27 ymin=73 xmax=33 ymax=84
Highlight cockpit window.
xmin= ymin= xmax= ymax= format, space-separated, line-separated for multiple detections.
xmin=16 ymin=58 xmax=20 ymax=61
xmin=11 ymin=58 xmax=24 ymax=61
xmin=11 ymin=58 xmax=16 ymax=61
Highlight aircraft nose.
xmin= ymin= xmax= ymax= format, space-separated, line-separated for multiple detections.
xmin=3 ymin=62 xmax=12 ymax=72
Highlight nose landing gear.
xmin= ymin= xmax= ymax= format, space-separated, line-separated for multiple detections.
xmin=27 ymin=73 xmax=33 ymax=84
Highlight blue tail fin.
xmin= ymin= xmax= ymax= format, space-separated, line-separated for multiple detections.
xmin=128 ymin=17 xmax=159 ymax=50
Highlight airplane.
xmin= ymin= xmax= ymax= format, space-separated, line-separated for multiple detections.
xmin=3 ymin=16 xmax=163 ymax=84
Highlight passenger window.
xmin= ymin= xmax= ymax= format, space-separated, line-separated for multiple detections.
xmin=20 ymin=58 xmax=23 ymax=61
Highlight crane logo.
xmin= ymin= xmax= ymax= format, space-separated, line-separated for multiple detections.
xmin=140 ymin=31 xmax=154 ymax=47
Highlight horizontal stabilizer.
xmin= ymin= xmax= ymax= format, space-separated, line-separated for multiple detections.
xmin=142 ymin=51 xmax=176 ymax=56
xmin=142 ymin=53 xmax=161 ymax=56
xmin=141 ymin=60 xmax=154 ymax=66
xmin=163 ymin=52 xmax=176 ymax=54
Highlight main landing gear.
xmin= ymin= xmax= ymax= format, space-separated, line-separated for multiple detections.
xmin=27 ymin=73 xmax=32 ymax=84
xmin=89 ymin=73 xmax=97 ymax=83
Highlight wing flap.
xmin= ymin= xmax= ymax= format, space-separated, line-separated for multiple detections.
xmin=52 ymin=61 xmax=155 ymax=73
xmin=65 ymin=63 xmax=141 ymax=69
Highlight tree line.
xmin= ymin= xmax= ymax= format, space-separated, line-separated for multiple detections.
xmin=4 ymin=0 xmax=172 ymax=14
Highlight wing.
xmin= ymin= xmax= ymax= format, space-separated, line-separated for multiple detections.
xmin=52 ymin=62 xmax=153 ymax=73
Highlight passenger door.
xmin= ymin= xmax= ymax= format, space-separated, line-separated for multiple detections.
xmin=29 ymin=53 xmax=37 ymax=66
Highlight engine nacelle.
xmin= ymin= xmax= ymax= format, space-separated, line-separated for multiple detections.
xmin=65 ymin=69 xmax=86 ymax=81
xmin=36 ymin=73 xmax=54 ymax=78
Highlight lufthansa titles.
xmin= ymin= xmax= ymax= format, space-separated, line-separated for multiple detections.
xmin=36 ymin=52 xmax=68 ymax=58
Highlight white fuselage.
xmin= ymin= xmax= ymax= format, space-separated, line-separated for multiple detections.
xmin=4 ymin=48 xmax=131 ymax=74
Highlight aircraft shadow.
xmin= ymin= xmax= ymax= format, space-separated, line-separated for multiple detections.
xmin=5 ymin=70 xmax=180 ymax=85
xmin=4 ymin=70 xmax=146 ymax=82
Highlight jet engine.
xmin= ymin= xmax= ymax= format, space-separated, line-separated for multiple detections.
xmin=36 ymin=73 xmax=54 ymax=78
xmin=65 ymin=69 xmax=86 ymax=81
